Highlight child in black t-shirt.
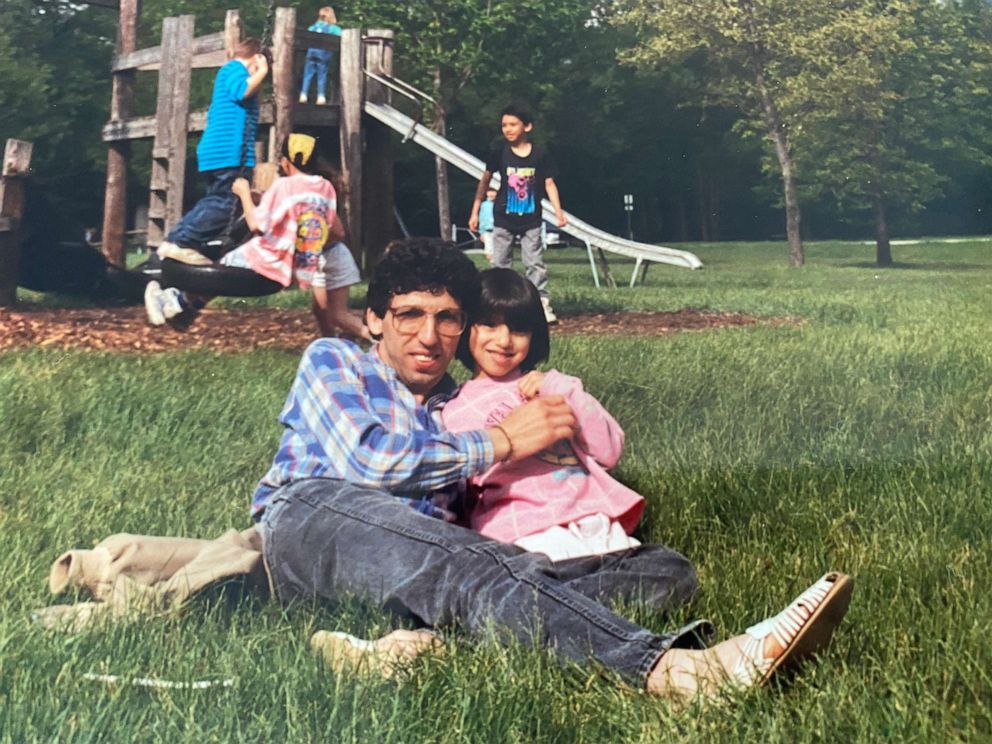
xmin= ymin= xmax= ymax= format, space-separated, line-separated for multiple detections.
xmin=469 ymin=103 xmax=567 ymax=324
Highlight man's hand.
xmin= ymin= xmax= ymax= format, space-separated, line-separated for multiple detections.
xmin=468 ymin=211 xmax=480 ymax=232
xmin=556 ymin=211 xmax=568 ymax=228
xmin=491 ymin=395 xmax=576 ymax=462
xmin=517 ymin=371 xmax=545 ymax=400
xmin=232 ymin=177 xmax=252 ymax=199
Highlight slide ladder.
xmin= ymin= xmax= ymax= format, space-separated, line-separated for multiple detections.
xmin=362 ymin=74 xmax=702 ymax=287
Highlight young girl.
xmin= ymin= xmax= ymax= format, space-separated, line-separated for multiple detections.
xmin=441 ymin=268 xmax=644 ymax=561
xmin=298 ymin=6 xmax=342 ymax=105
xmin=144 ymin=133 xmax=369 ymax=341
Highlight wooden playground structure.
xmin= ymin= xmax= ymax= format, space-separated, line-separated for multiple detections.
xmin=100 ymin=1 xmax=397 ymax=273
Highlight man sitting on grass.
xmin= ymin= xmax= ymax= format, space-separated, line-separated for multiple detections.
xmin=252 ymin=237 xmax=853 ymax=703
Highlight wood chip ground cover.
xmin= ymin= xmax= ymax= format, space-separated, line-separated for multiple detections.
xmin=0 ymin=307 xmax=798 ymax=353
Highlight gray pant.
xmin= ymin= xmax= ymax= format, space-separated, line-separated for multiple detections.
xmin=492 ymin=226 xmax=549 ymax=299
xmin=259 ymin=478 xmax=711 ymax=684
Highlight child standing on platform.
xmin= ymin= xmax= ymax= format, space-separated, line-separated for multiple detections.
xmin=469 ymin=103 xmax=567 ymax=324
xmin=299 ymin=6 xmax=342 ymax=106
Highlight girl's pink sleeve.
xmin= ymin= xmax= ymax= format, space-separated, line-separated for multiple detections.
xmin=540 ymin=369 xmax=625 ymax=469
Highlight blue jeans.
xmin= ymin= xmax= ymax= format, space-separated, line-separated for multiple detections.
xmin=259 ymin=478 xmax=711 ymax=685
xmin=166 ymin=167 xmax=250 ymax=250
xmin=492 ymin=225 xmax=548 ymax=298
xmin=300 ymin=49 xmax=333 ymax=99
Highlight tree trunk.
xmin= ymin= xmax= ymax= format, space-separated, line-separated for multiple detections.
xmin=431 ymin=68 xmax=451 ymax=241
xmin=872 ymin=190 xmax=893 ymax=267
xmin=678 ymin=192 xmax=689 ymax=242
xmin=709 ymin=173 xmax=720 ymax=241
xmin=748 ymin=50 xmax=803 ymax=266
xmin=696 ymin=164 xmax=710 ymax=241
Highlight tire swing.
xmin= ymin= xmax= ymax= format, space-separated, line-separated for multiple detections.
xmin=159 ymin=258 xmax=282 ymax=297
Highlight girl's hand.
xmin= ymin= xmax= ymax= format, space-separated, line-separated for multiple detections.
xmin=518 ymin=371 xmax=545 ymax=399
xmin=231 ymin=178 xmax=252 ymax=199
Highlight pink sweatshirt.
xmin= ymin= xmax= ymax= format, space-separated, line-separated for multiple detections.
xmin=440 ymin=369 xmax=644 ymax=543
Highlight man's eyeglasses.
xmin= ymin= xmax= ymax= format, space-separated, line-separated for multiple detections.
xmin=388 ymin=306 xmax=467 ymax=337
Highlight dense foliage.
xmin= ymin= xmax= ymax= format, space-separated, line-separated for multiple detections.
xmin=2 ymin=0 xmax=991 ymax=262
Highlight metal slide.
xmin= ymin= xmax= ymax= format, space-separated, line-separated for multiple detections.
xmin=363 ymin=99 xmax=703 ymax=287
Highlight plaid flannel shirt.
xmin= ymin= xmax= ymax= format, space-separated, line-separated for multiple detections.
xmin=251 ymin=339 xmax=495 ymax=520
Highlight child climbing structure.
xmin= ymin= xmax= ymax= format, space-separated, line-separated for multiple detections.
xmin=96 ymin=2 xmax=699 ymax=291
xmin=98 ymin=2 xmax=397 ymax=273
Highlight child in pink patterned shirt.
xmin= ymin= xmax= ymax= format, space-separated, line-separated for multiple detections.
xmin=441 ymin=268 xmax=645 ymax=561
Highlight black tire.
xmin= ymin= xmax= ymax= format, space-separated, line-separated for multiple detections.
xmin=160 ymin=258 xmax=283 ymax=297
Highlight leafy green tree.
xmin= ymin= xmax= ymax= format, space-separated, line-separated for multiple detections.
xmin=613 ymin=0 xmax=831 ymax=266
xmin=787 ymin=0 xmax=992 ymax=266
xmin=0 ymin=0 xmax=116 ymax=240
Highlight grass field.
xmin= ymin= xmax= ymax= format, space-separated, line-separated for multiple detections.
xmin=1 ymin=239 xmax=990 ymax=741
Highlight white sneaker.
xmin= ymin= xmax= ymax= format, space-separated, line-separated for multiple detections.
xmin=541 ymin=297 xmax=558 ymax=324
xmin=299 ymin=93 xmax=308 ymax=104
xmin=157 ymin=241 xmax=212 ymax=266
xmin=160 ymin=287 xmax=185 ymax=320
xmin=316 ymin=94 xmax=327 ymax=105
xmin=144 ymin=281 xmax=166 ymax=326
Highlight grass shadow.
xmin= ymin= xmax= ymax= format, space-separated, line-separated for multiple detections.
xmin=839 ymin=261 xmax=989 ymax=271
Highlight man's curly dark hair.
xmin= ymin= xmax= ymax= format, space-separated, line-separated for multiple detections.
xmin=366 ymin=238 xmax=480 ymax=323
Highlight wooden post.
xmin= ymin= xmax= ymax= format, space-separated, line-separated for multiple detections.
xmin=362 ymin=30 xmax=395 ymax=273
xmin=0 ymin=140 xmax=32 ymax=307
xmin=270 ymin=7 xmax=296 ymax=161
xmin=100 ymin=0 xmax=139 ymax=266
xmin=164 ymin=15 xmax=194 ymax=232
xmin=339 ymin=28 xmax=363 ymax=267
xmin=146 ymin=16 xmax=194 ymax=246
xmin=223 ymin=9 xmax=242 ymax=56
xmin=147 ymin=17 xmax=179 ymax=247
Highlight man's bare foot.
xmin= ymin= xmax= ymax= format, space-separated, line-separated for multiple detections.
xmin=310 ymin=628 xmax=444 ymax=679
xmin=647 ymin=572 xmax=854 ymax=704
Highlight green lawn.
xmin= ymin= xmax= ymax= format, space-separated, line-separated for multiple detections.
xmin=2 ymin=239 xmax=990 ymax=741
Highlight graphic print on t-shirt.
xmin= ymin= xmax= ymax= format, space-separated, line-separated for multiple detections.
xmin=505 ymin=167 xmax=536 ymax=215
xmin=294 ymin=208 xmax=329 ymax=268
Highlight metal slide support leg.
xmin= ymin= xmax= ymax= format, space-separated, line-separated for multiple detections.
xmin=585 ymin=240 xmax=600 ymax=289
xmin=630 ymin=258 xmax=642 ymax=288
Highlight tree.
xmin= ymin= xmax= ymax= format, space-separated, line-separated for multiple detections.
xmin=787 ymin=0 xmax=992 ymax=266
xmin=613 ymin=0 xmax=837 ymax=266
xmin=0 ymin=1 xmax=116 ymax=241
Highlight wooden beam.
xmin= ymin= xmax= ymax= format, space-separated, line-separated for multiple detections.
xmin=270 ymin=7 xmax=296 ymax=161
xmin=223 ymin=10 xmax=242 ymax=57
xmin=100 ymin=0 xmax=138 ymax=266
xmin=112 ymin=31 xmax=224 ymax=72
xmin=0 ymin=139 xmax=33 ymax=306
xmin=2 ymin=140 xmax=33 ymax=177
xmin=164 ymin=15 xmax=194 ymax=233
xmin=339 ymin=28 xmax=363 ymax=266
xmin=147 ymin=16 xmax=179 ymax=247
xmin=362 ymin=30 xmax=395 ymax=273
xmin=102 ymin=103 xmax=278 ymax=142
xmin=297 ymin=30 xmax=341 ymax=51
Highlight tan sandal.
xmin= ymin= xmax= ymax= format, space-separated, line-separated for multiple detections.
xmin=310 ymin=628 xmax=444 ymax=679
xmin=732 ymin=571 xmax=854 ymax=688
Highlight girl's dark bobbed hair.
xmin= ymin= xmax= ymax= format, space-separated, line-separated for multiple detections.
xmin=456 ymin=268 xmax=550 ymax=373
